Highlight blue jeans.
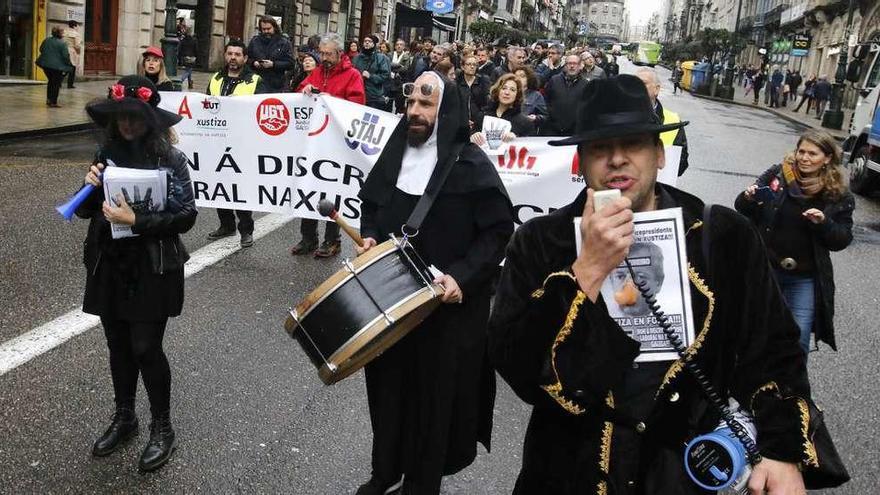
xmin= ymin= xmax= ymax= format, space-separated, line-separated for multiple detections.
xmin=179 ymin=67 xmax=194 ymax=87
xmin=774 ymin=270 xmax=815 ymax=356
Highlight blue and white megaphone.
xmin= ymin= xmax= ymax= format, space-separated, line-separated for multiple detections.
xmin=56 ymin=160 xmax=112 ymax=221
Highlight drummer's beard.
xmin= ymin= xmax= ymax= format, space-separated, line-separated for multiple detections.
xmin=406 ymin=116 xmax=434 ymax=147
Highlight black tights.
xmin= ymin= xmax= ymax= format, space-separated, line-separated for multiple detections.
xmin=101 ymin=318 xmax=171 ymax=418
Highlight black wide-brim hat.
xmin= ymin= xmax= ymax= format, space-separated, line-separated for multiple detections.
xmin=549 ymin=74 xmax=688 ymax=146
xmin=86 ymin=75 xmax=182 ymax=130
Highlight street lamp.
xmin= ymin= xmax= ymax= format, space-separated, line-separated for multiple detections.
xmin=161 ymin=0 xmax=180 ymax=79
xmin=718 ymin=0 xmax=744 ymax=100
xmin=822 ymin=0 xmax=856 ymax=130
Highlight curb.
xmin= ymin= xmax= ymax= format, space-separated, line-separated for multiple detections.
xmin=0 ymin=123 xmax=93 ymax=143
xmin=690 ymin=92 xmax=848 ymax=140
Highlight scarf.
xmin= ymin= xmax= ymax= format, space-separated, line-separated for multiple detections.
xmin=782 ymin=159 xmax=822 ymax=198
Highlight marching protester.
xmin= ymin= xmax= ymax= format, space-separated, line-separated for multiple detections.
xmin=288 ymin=51 xmax=318 ymax=92
xmin=535 ymin=43 xmax=563 ymax=86
xmin=636 ymin=68 xmax=689 ymax=175
xmin=471 ymin=73 xmax=536 ymax=146
xmin=63 ymin=20 xmax=81 ymax=89
xmin=355 ymin=69 xmax=514 ymax=495
xmin=36 ymin=26 xmax=74 ymax=108
xmin=514 ymin=66 xmax=547 ymax=132
xmin=78 ymin=75 xmax=196 ymax=472
xmin=735 ymin=129 xmax=854 ymax=357
xmin=378 ymin=40 xmax=391 ymax=56
xmin=353 ymin=34 xmax=391 ymax=111
xmin=346 ymin=40 xmax=360 ymax=60
xmin=476 ymin=46 xmax=496 ymax=79
xmin=529 ymin=41 xmax=546 ymax=66
xmin=542 ymin=54 xmax=587 ymax=136
xmin=488 ymin=75 xmax=848 ymax=494
xmin=138 ymin=47 xmax=174 ymax=91
xmin=457 ymin=54 xmax=491 ymax=127
xmin=294 ymin=32 xmax=365 ymax=258
xmin=389 ymin=39 xmax=412 ymax=113
xmin=205 ymin=39 xmax=266 ymax=248
xmin=580 ymin=51 xmax=606 ymax=82
xmin=492 ymin=45 xmax=526 ymax=81
xmin=246 ymin=15 xmax=294 ymax=92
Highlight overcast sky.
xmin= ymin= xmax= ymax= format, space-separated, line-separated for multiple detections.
xmin=628 ymin=0 xmax=662 ymax=26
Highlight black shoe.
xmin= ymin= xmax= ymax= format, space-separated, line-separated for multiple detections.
xmin=289 ymin=238 xmax=318 ymax=256
xmin=314 ymin=239 xmax=341 ymax=258
xmin=240 ymin=233 xmax=254 ymax=248
xmin=355 ymin=477 xmax=399 ymax=495
xmin=207 ymin=226 xmax=236 ymax=239
xmin=138 ymin=414 xmax=177 ymax=472
xmin=92 ymin=408 xmax=138 ymax=457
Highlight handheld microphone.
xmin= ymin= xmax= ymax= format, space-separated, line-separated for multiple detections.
xmin=318 ymin=199 xmax=364 ymax=247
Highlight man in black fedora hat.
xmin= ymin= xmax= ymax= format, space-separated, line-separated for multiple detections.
xmin=488 ymin=75 xmax=848 ymax=494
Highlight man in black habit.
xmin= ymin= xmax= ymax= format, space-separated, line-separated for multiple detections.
xmin=355 ymin=71 xmax=514 ymax=494
xmin=488 ymin=75 xmax=848 ymax=494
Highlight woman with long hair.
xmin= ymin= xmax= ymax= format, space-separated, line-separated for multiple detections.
xmin=77 ymin=75 xmax=196 ymax=471
xmin=137 ymin=47 xmax=174 ymax=91
xmin=469 ymin=73 xmax=535 ymax=147
xmin=735 ymin=129 xmax=854 ymax=358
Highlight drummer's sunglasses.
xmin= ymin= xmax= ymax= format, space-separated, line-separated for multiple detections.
xmin=402 ymin=82 xmax=437 ymax=98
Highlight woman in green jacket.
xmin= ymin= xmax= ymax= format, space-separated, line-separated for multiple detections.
xmin=36 ymin=27 xmax=74 ymax=107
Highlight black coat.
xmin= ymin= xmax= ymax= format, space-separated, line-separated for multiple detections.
xmin=76 ymin=141 xmax=197 ymax=321
xmin=474 ymin=103 xmax=536 ymax=137
xmin=489 ymin=185 xmax=847 ymax=493
xmin=477 ymin=60 xmax=496 ymax=80
xmin=246 ymin=34 xmax=295 ymax=91
xmin=734 ymin=164 xmax=855 ymax=350
xmin=543 ymin=73 xmax=588 ymax=136
xmin=456 ymin=73 xmax=491 ymax=123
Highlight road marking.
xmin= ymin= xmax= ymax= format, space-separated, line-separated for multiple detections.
xmin=0 ymin=213 xmax=295 ymax=376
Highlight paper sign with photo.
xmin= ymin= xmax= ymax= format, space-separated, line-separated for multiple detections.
xmin=103 ymin=167 xmax=168 ymax=239
xmin=574 ymin=207 xmax=695 ymax=362
xmin=480 ymin=116 xmax=513 ymax=155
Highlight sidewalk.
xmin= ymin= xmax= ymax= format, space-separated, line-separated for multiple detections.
xmin=690 ymin=80 xmax=851 ymax=141
xmin=0 ymin=72 xmax=213 ymax=140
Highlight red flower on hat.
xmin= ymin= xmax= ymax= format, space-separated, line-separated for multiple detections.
xmin=110 ymin=84 xmax=126 ymax=101
xmin=137 ymin=87 xmax=153 ymax=103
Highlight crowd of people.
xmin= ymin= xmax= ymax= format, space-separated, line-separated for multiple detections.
xmin=737 ymin=64 xmax=833 ymax=119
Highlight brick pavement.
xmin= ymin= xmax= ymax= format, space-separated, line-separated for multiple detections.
xmin=0 ymin=72 xmax=213 ymax=139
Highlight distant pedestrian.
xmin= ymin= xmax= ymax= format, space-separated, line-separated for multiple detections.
xmin=389 ymin=39 xmax=412 ymax=113
xmin=794 ymin=74 xmax=816 ymax=114
xmin=246 ymin=15 xmax=295 ymax=92
xmin=353 ymin=34 xmax=391 ymax=111
xmin=671 ymin=60 xmax=683 ymax=94
xmin=80 ymin=74 xmax=195 ymax=472
xmin=35 ymin=26 xmax=74 ymax=107
xmin=787 ymin=70 xmax=803 ymax=108
xmin=752 ymin=69 xmax=766 ymax=105
xmin=63 ymin=20 xmax=81 ymax=88
xmin=813 ymin=75 xmax=832 ymax=119
xmin=178 ymin=28 xmax=199 ymax=90
xmin=535 ymin=44 xmax=563 ymax=87
xmin=636 ymin=67 xmax=690 ymax=175
xmin=769 ymin=66 xmax=783 ymax=108
xmin=137 ymin=47 xmax=174 ymax=91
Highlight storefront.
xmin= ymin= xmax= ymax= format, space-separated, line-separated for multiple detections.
xmin=0 ymin=0 xmax=36 ymax=77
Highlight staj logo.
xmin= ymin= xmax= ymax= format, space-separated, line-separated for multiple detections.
xmin=256 ymin=98 xmax=290 ymax=136
xmin=345 ymin=112 xmax=387 ymax=155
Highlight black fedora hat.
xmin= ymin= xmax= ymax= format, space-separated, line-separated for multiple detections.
xmin=549 ymin=74 xmax=688 ymax=146
xmin=86 ymin=75 xmax=182 ymax=131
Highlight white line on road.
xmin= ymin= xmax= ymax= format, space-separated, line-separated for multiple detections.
xmin=0 ymin=213 xmax=295 ymax=377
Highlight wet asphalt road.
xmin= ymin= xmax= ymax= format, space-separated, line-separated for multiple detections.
xmin=0 ymin=60 xmax=878 ymax=493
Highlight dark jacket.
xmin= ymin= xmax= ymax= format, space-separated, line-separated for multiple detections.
xmin=543 ymin=72 xmax=588 ymax=136
xmin=536 ymin=60 xmax=562 ymax=86
xmin=734 ymin=164 xmax=855 ymax=350
xmin=523 ymin=89 xmax=547 ymax=130
xmin=788 ymin=73 xmax=803 ymax=92
xmin=178 ymin=34 xmax=199 ymax=67
xmin=489 ymin=185 xmax=848 ymax=493
xmin=36 ymin=36 xmax=74 ymax=72
xmin=246 ymin=33 xmax=295 ymax=91
xmin=491 ymin=62 xmax=516 ymax=82
xmin=456 ymin=73 xmax=491 ymax=123
xmin=813 ymin=80 xmax=833 ymax=100
xmin=353 ymin=51 xmax=391 ymax=104
xmin=477 ymin=60 xmax=496 ymax=80
xmin=76 ymin=143 xmax=197 ymax=321
xmin=475 ymin=103 xmax=536 ymax=138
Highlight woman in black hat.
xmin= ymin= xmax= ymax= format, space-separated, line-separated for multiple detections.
xmin=76 ymin=75 xmax=196 ymax=471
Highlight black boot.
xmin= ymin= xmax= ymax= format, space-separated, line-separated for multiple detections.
xmin=355 ymin=477 xmax=400 ymax=495
xmin=138 ymin=413 xmax=177 ymax=471
xmin=92 ymin=408 xmax=138 ymax=457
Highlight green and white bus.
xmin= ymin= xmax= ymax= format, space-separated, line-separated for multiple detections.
xmin=630 ymin=41 xmax=661 ymax=67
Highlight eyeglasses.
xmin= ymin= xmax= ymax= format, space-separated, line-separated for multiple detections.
xmin=402 ymin=82 xmax=437 ymax=98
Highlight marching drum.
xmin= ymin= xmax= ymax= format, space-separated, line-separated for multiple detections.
xmin=284 ymin=235 xmax=444 ymax=384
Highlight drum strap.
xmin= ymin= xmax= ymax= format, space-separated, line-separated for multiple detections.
xmin=402 ymin=142 xmax=466 ymax=235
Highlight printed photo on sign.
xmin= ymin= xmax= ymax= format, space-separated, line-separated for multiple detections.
xmin=479 ymin=116 xmax=512 ymax=155
xmin=574 ymin=208 xmax=696 ymax=362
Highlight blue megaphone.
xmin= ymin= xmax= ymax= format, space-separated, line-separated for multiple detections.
xmin=56 ymin=183 xmax=97 ymax=221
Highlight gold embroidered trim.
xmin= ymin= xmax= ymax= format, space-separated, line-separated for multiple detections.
xmin=540 ymin=291 xmax=587 ymax=415
xmin=749 ymin=381 xmax=780 ymax=411
xmin=797 ymin=398 xmax=820 ymax=468
xmin=597 ymin=481 xmax=607 ymax=495
xmin=530 ymin=270 xmax=577 ymax=299
xmin=599 ymin=392 xmax=614 ymax=473
xmin=656 ymin=264 xmax=715 ymax=396
xmin=686 ymin=220 xmax=704 ymax=235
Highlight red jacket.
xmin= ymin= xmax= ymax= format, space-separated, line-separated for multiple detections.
xmin=297 ymin=55 xmax=366 ymax=105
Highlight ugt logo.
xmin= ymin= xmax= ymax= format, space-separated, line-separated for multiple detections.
xmin=346 ymin=112 xmax=387 ymax=155
xmin=496 ymin=145 xmax=536 ymax=170
xmin=256 ymin=98 xmax=290 ymax=136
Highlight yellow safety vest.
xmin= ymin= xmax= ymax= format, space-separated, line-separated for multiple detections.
xmin=208 ymin=72 xmax=261 ymax=96
xmin=660 ymin=107 xmax=681 ymax=146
